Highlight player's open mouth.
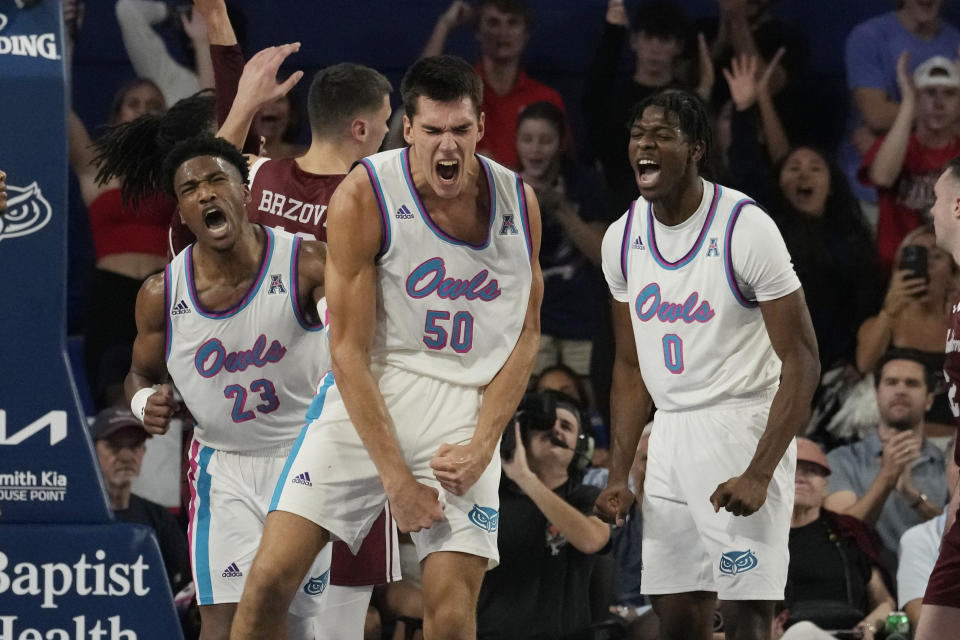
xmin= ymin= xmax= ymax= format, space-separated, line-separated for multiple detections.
xmin=636 ymin=159 xmax=661 ymax=189
xmin=436 ymin=159 xmax=459 ymax=184
xmin=202 ymin=206 xmax=229 ymax=232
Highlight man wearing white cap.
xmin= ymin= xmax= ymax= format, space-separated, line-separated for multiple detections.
xmin=860 ymin=51 xmax=960 ymax=268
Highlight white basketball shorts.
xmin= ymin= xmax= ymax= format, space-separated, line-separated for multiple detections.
xmin=640 ymin=393 xmax=795 ymax=601
xmin=187 ymin=437 xmax=331 ymax=614
xmin=272 ymin=366 xmax=502 ymax=568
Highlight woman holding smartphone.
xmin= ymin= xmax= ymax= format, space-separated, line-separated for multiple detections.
xmin=856 ymin=224 xmax=959 ymax=438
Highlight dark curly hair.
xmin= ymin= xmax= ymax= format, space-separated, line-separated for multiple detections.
xmin=162 ymin=134 xmax=249 ymax=197
xmin=95 ymin=90 xmax=215 ymax=206
xmin=629 ymin=89 xmax=712 ymax=170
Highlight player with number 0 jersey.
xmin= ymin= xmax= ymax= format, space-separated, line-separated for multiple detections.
xmin=594 ymin=90 xmax=820 ymax=640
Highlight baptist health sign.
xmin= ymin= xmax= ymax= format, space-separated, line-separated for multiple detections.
xmin=0 ymin=2 xmax=181 ymax=637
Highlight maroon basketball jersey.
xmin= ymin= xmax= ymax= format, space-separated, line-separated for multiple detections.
xmin=247 ymin=157 xmax=344 ymax=242
xmin=944 ymin=299 xmax=960 ymax=463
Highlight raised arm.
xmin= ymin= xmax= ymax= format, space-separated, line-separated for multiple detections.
xmin=326 ymin=168 xmax=444 ymax=533
xmin=114 ymin=0 xmax=198 ymax=105
xmin=430 ymin=183 xmax=544 ymax=495
xmin=123 ymin=272 xmax=180 ymax=436
xmin=867 ymin=52 xmax=915 ymax=189
xmin=194 ymin=0 xmax=235 ymax=46
xmin=711 ymin=289 xmax=820 ymax=515
xmin=181 ymin=7 xmax=214 ymax=90
xmin=216 ymin=43 xmax=303 ymax=154
xmin=68 ymin=110 xmax=102 ymax=206
xmin=420 ymin=1 xmax=473 ymax=59
xmin=723 ymin=50 xmax=790 ymax=165
xmin=716 ymin=0 xmax=786 ymax=93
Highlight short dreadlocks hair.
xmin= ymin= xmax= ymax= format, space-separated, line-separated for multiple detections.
xmin=95 ymin=90 xmax=215 ymax=206
xmin=629 ymin=89 xmax=712 ymax=170
xmin=162 ymin=134 xmax=249 ymax=197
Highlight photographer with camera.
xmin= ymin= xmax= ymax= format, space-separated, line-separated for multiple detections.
xmin=856 ymin=225 xmax=959 ymax=440
xmin=476 ymin=390 xmax=610 ymax=640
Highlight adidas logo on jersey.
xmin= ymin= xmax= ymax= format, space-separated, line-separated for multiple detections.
xmin=632 ymin=236 xmax=645 ymax=251
xmin=291 ymin=471 xmax=312 ymax=487
xmin=221 ymin=562 xmax=243 ymax=578
xmin=395 ymin=205 xmax=414 ymax=220
xmin=171 ymin=299 xmax=191 ymax=316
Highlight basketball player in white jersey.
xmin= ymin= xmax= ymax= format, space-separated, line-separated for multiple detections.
xmin=124 ymin=135 xmax=329 ymax=640
xmin=231 ymin=55 xmax=544 ymax=640
xmin=594 ymin=90 xmax=820 ymax=640
xmin=184 ymin=9 xmax=402 ymax=634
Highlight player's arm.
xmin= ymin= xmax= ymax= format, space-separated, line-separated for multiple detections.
xmin=216 ymin=43 xmax=303 ymax=153
xmin=710 ymin=288 xmax=819 ymax=516
xmin=296 ymin=240 xmax=326 ymax=322
xmin=326 ymin=167 xmax=444 ymax=532
xmin=594 ymin=299 xmax=653 ymax=526
xmin=710 ymin=206 xmax=819 ymax=516
xmin=123 ymin=273 xmax=179 ymax=435
xmin=430 ymin=183 xmax=544 ymax=496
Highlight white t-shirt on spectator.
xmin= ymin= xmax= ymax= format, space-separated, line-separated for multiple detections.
xmin=897 ymin=512 xmax=946 ymax=608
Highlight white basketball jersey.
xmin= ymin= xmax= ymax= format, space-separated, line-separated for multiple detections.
xmin=164 ymin=227 xmax=328 ymax=451
xmin=357 ymin=148 xmax=533 ymax=388
xmin=604 ymin=181 xmax=796 ymax=411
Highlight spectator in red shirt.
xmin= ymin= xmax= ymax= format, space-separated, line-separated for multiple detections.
xmin=420 ymin=0 xmax=565 ymax=168
xmin=860 ymin=52 xmax=960 ymax=270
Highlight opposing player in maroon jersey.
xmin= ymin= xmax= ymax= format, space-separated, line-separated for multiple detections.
xmin=917 ymin=156 xmax=960 ymax=638
xmin=217 ymin=46 xmax=392 ymax=242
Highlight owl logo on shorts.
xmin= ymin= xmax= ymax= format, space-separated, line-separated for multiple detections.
xmin=468 ymin=504 xmax=499 ymax=533
xmin=719 ymin=550 xmax=758 ymax=575
xmin=303 ymin=569 xmax=329 ymax=596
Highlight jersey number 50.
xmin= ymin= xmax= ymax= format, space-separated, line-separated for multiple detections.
xmin=423 ymin=310 xmax=474 ymax=353
xmin=224 ymin=379 xmax=279 ymax=423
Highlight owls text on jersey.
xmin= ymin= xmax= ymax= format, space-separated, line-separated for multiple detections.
xmin=601 ymin=179 xmax=800 ymax=411
xmin=164 ymin=226 xmax=328 ymax=451
xmin=356 ymin=148 xmax=533 ymax=389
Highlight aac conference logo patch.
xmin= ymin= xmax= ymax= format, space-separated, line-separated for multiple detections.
xmin=0 ymin=182 xmax=52 ymax=242
xmin=719 ymin=549 xmax=758 ymax=576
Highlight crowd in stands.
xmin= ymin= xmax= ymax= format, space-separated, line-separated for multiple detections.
xmin=55 ymin=0 xmax=960 ymax=637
